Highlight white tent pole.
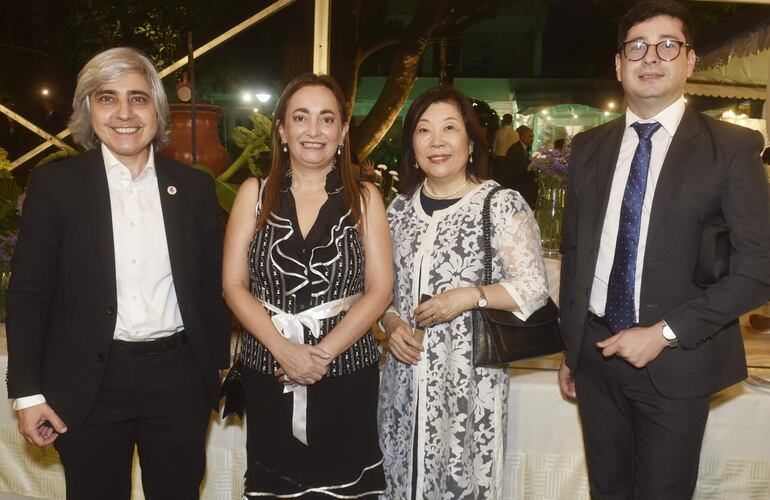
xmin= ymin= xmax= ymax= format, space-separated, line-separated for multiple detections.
xmin=313 ymin=0 xmax=331 ymax=74
xmin=765 ymin=50 xmax=770 ymax=143
xmin=0 ymin=104 xmax=75 ymax=154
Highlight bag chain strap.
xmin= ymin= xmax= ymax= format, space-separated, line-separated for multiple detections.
xmin=482 ymin=186 xmax=505 ymax=287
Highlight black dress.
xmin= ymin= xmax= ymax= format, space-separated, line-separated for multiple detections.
xmin=240 ymin=169 xmax=385 ymax=498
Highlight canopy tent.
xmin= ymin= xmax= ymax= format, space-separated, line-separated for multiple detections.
xmin=529 ymin=104 xmax=620 ymax=150
xmin=354 ymin=76 xmax=515 ymax=119
xmin=689 ymin=16 xmax=770 ymax=140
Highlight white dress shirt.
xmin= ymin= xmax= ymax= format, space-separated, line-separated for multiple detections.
xmin=103 ymin=145 xmax=184 ymax=341
xmin=589 ymin=97 xmax=686 ymax=321
xmin=14 ymin=145 xmax=184 ymax=410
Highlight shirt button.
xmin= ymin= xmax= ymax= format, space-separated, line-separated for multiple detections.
xmin=106 ymin=306 xmax=115 ymax=315
xmin=301 ymin=249 xmax=308 ymax=255
xmin=131 ymin=259 xmax=136 ymax=264
xmin=96 ymin=353 xmax=105 ymax=362
xmin=132 ymin=295 xmax=137 ymax=300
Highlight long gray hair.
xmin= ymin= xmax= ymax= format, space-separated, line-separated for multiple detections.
xmin=68 ymin=47 xmax=170 ymax=149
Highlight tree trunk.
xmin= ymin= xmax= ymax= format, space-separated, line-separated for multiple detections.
xmin=438 ymin=38 xmax=456 ymax=87
xmin=350 ymin=0 xmax=453 ymax=161
xmin=330 ymin=0 xmax=364 ymax=119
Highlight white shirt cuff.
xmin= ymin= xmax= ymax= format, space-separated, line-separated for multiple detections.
xmin=13 ymin=394 xmax=47 ymax=411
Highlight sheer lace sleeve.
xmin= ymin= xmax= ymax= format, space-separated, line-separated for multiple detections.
xmin=491 ymin=189 xmax=549 ymax=320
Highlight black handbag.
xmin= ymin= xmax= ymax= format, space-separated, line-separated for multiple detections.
xmin=471 ymin=186 xmax=565 ymax=367
xmin=220 ymin=329 xmax=245 ymax=419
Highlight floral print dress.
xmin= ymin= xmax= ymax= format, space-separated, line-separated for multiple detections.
xmin=378 ymin=181 xmax=549 ymax=499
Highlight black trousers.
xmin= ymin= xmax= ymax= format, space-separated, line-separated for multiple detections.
xmin=54 ymin=338 xmax=212 ymax=500
xmin=574 ymin=315 xmax=709 ymax=500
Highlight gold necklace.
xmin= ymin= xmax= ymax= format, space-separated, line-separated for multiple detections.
xmin=423 ymin=179 xmax=470 ymax=199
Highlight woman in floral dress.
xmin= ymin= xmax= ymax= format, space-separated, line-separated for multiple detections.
xmin=378 ymin=87 xmax=549 ymax=499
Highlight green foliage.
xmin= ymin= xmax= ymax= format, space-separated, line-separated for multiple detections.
xmin=0 ymin=148 xmax=23 ymax=236
xmin=229 ymin=112 xmax=272 ymax=178
xmin=36 ymin=148 xmax=82 ymax=168
xmin=214 ymin=181 xmax=239 ymax=213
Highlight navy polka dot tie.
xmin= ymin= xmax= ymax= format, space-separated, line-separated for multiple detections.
xmin=605 ymin=121 xmax=661 ymax=333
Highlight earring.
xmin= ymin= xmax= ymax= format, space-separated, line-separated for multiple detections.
xmin=469 ymin=153 xmax=473 ymax=164
xmin=414 ymin=161 xmax=419 ymax=170
xmin=337 ymin=144 xmax=343 ymax=156
xmin=282 ymin=142 xmax=288 ymax=153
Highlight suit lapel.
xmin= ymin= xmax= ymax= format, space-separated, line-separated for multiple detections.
xmin=590 ymin=119 xmax=625 ymax=255
xmin=82 ymin=150 xmax=117 ymax=299
xmin=644 ymin=109 xmax=699 ymax=248
xmin=155 ymin=155 xmax=189 ymax=300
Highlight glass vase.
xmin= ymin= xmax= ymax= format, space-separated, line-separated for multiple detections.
xmin=533 ymin=175 xmax=566 ymax=257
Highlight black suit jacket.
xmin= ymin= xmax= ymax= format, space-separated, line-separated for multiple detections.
xmin=493 ymin=142 xmax=538 ymax=208
xmin=6 ymin=149 xmax=231 ymax=427
xmin=559 ymin=109 xmax=770 ymax=399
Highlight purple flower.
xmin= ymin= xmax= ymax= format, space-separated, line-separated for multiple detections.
xmin=0 ymin=231 xmax=17 ymax=271
xmin=528 ymin=147 xmax=569 ymax=184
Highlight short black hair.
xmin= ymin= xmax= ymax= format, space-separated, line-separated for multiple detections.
xmin=762 ymin=147 xmax=770 ymax=165
xmin=516 ymin=125 xmax=532 ymax=135
xmin=617 ymin=0 xmax=693 ymax=51
xmin=501 ymin=113 xmax=513 ymax=125
xmin=399 ymin=86 xmax=489 ymax=197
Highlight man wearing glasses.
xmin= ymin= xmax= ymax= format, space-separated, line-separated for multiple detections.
xmin=558 ymin=1 xmax=770 ymax=498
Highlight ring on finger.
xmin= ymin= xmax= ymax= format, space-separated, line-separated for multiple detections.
xmin=430 ymin=314 xmax=436 ymax=323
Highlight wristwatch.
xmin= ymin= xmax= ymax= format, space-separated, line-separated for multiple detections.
xmin=476 ymin=286 xmax=488 ymax=309
xmin=661 ymin=320 xmax=679 ymax=348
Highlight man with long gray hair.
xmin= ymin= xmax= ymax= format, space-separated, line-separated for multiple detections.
xmin=6 ymin=47 xmax=230 ymax=499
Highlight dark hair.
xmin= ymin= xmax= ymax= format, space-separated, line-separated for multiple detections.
xmin=256 ymin=73 xmax=364 ymax=229
xmin=501 ymin=113 xmax=513 ymax=125
xmin=617 ymin=0 xmax=693 ymax=51
xmin=762 ymin=147 xmax=770 ymax=165
xmin=399 ymin=86 xmax=489 ymax=197
xmin=516 ymin=125 xmax=532 ymax=135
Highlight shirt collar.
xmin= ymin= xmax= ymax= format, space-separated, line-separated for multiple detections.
xmin=624 ymin=96 xmax=686 ymax=137
xmin=101 ymin=143 xmax=156 ymax=181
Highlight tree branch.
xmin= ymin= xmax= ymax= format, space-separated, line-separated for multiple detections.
xmin=357 ymin=37 xmax=400 ymax=65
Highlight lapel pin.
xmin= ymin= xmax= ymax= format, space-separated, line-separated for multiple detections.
xmin=167 ymin=186 xmax=177 ymax=195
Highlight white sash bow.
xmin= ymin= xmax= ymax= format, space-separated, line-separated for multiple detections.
xmin=261 ymin=293 xmax=362 ymax=445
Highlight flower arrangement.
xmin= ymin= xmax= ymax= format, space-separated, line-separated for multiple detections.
xmin=360 ymin=159 xmax=399 ymax=205
xmin=528 ymin=147 xmax=569 ymax=185
xmin=0 ymin=147 xmax=21 ymax=321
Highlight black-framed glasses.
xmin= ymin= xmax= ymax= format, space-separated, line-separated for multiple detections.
xmin=621 ymin=39 xmax=691 ymax=62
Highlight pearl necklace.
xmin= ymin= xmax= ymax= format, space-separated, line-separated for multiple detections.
xmin=423 ymin=179 xmax=470 ymax=199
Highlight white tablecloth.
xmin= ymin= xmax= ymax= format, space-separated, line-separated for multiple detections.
xmin=3 ymin=332 xmax=770 ymax=499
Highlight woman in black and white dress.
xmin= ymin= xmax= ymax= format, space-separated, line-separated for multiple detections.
xmin=222 ymin=73 xmax=392 ymax=498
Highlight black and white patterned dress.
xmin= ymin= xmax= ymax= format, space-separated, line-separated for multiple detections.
xmin=240 ymin=169 xmax=385 ymax=498
xmin=378 ymin=181 xmax=549 ymax=499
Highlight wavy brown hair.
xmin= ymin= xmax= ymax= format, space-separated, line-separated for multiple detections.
xmin=399 ymin=86 xmax=489 ymax=198
xmin=256 ymin=73 xmax=365 ymax=229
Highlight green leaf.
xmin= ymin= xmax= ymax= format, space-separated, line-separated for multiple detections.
xmin=190 ymin=163 xmax=215 ymax=177
xmin=215 ymin=181 xmax=239 ymax=213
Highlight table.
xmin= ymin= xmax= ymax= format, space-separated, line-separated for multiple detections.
xmin=3 ymin=308 xmax=770 ymax=499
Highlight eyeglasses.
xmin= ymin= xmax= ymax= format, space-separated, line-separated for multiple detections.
xmin=621 ymin=39 xmax=691 ymax=62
